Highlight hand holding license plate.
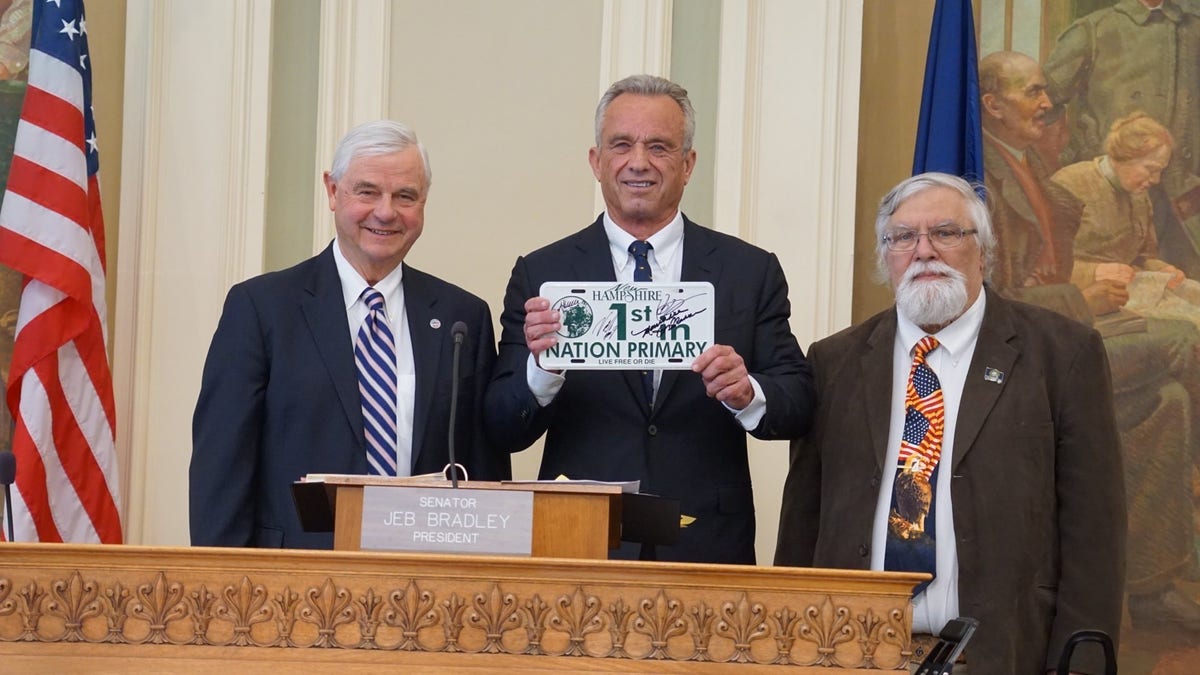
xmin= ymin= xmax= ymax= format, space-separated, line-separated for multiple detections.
xmin=539 ymin=281 xmax=715 ymax=370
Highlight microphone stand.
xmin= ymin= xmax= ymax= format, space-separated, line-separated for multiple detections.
xmin=447 ymin=322 xmax=468 ymax=488
xmin=1 ymin=420 xmax=15 ymax=541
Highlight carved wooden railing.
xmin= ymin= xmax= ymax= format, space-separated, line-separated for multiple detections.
xmin=0 ymin=544 xmax=921 ymax=672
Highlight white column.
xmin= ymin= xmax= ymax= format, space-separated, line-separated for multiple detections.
xmin=713 ymin=0 xmax=862 ymax=564
xmin=311 ymin=0 xmax=391 ymax=251
xmin=114 ymin=0 xmax=273 ymax=545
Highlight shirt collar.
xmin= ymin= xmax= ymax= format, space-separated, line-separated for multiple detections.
xmin=1119 ymin=0 xmax=1183 ymax=23
xmin=983 ymin=128 xmax=1029 ymax=163
xmin=896 ymin=289 xmax=987 ymax=362
xmin=1097 ymin=155 xmax=1124 ymax=192
xmin=603 ymin=210 xmax=685 ymax=273
xmin=332 ymin=238 xmax=405 ymax=310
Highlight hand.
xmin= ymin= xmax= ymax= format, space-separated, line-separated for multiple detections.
xmin=691 ymin=344 xmax=753 ymax=410
xmin=522 ymin=297 xmax=561 ymax=372
xmin=1094 ymin=262 xmax=1136 ymax=285
xmin=1161 ymin=263 xmax=1186 ymax=290
xmin=1081 ymin=279 xmax=1129 ymax=316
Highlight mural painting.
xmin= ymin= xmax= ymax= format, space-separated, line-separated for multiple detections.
xmin=980 ymin=0 xmax=1200 ymax=669
xmin=0 ymin=0 xmax=30 ymax=458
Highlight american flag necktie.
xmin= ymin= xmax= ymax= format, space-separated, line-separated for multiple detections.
xmin=355 ymin=288 xmax=399 ymax=476
xmin=629 ymin=240 xmax=655 ymax=406
xmin=884 ymin=335 xmax=944 ymax=594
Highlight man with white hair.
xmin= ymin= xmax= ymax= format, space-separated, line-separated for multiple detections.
xmin=191 ymin=120 xmax=509 ymax=549
xmin=775 ymin=172 xmax=1126 ymax=674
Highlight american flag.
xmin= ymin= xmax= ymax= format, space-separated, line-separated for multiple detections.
xmin=0 ymin=0 xmax=121 ymax=543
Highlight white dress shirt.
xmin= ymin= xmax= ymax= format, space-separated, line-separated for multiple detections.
xmin=332 ymin=241 xmax=416 ymax=476
xmin=525 ymin=210 xmax=765 ymax=428
xmin=870 ymin=291 xmax=985 ymax=634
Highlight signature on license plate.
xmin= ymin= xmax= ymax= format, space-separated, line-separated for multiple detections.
xmin=538 ymin=281 xmax=715 ymax=370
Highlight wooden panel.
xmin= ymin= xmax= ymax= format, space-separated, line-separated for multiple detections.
xmin=531 ymin=491 xmax=610 ymax=559
xmin=0 ymin=545 xmax=923 ymax=672
xmin=332 ymin=485 xmax=363 ymax=550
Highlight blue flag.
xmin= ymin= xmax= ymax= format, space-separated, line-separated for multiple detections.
xmin=912 ymin=0 xmax=983 ymax=183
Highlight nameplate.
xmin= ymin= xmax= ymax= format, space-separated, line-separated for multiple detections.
xmin=360 ymin=486 xmax=533 ymax=556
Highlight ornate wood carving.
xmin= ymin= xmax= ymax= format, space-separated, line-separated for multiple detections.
xmin=0 ymin=544 xmax=922 ymax=672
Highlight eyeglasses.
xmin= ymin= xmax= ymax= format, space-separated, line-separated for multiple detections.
xmin=882 ymin=226 xmax=978 ymax=252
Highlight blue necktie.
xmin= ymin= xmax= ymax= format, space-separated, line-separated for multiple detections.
xmin=355 ymin=288 xmax=399 ymax=475
xmin=628 ymin=240 xmax=654 ymax=406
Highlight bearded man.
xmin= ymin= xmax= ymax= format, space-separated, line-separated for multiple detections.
xmin=774 ymin=172 xmax=1126 ymax=675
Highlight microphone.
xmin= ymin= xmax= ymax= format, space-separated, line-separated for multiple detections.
xmin=0 ymin=450 xmax=15 ymax=542
xmin=447 ymin=321 xmax=468 ymax=488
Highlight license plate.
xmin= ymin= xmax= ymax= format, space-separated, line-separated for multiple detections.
xmin=538 ymin=281 xmax=715 ymax=370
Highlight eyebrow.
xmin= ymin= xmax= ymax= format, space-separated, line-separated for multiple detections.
xmin=607 ymin=133 xmax=677 ymax=147
xmin=889 ymin=220 xmax=961 ymax=230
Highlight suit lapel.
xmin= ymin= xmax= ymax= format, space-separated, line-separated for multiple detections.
xmin=653 ymin=219 xmax=719 ymax=413
xmin=301 ymin=245 xmax=364 ymax=451
xmin=862 ymin=311 xmax=898 ymax=469
xmin=952 ymin=289 xmax=1018 ymax=470
xmin=403 ymin=265 xmax=444 ymax=471
xmin=574 ymin=217 xmax=649 ymax=412
xmin=572 ymin=217 xmax=619 ymax=283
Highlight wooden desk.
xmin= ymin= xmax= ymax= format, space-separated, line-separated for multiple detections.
xmin=0 ymin=544 xmax=923 ymax=673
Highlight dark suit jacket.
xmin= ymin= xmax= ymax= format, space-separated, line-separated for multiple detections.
xmin=774 ymin=287 xmax=1126 ymax=675
xmin=190 ymin=244 xmax=508 ymax=549
xmin=486 ymin=216 xmax=814 ymax=564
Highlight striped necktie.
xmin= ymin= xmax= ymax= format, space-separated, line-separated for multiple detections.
xmin=355 ymin=287 xmax=399 ymax=476
xmin=884 ymin=335 xmax=944 ymax=594
xmin=628 ymin=240 xmax=655 ymax=406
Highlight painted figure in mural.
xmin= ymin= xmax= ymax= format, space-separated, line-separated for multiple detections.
xmin=1051 ymin=112 xmax=1200 ymax=338
xmin=0 ymin=0 xmax=30 ymax=457
xmin=776 ymin=172 xmax=1125 ymax=673
xmin=981 ymin=50 xmax=1200 ymax=633
xmin=0 ymin=267 xmax=15 ymax=455
xmin=0 ymin=0 xmax=31 ymax=81
xmin=1044 ymin=0 xmax=1200 ymax=280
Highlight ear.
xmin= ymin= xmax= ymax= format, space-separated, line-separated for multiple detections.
xmin=682 ymin=148 xmax=697 ymax=185
xmin=980 ymin=92 xmax=1003 ymax=120
xmin=588 ymin=146 xmax=602 ymax=180
xmin=322 ymin=172 xmax=338 ymax=210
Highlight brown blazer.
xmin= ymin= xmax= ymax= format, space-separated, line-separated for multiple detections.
xmin=775 ymin=287 xmax=1126 ymax=675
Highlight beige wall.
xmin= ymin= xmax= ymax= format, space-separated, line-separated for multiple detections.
xmin=89 ymin=0 xmax=126 ymax=343
xmin=111 ymin=0 xmax=863 ymax=565
xmin=386 ymin=0 xmax=604 ymax=483
xmin=852 ymin=0 xmax=933 ymax=323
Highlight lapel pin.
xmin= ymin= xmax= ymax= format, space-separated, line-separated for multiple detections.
xmin=983 ymin=366 xmax=1005 ymax=384
xmin=430 ymin=319 xmax=441 ymax=329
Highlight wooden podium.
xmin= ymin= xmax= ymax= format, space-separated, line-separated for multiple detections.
xmin=0 ymin=544 xmax=924 ymax=673
xmin=294 ymin=475 xmax=627 ymax=559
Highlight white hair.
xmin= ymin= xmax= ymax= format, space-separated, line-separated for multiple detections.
xmin=874 ymin=172 xmax=995 ymax=283
xmin=329 ymin=120 xmax=432 ymax=188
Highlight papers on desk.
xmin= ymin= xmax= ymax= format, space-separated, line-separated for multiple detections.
xmin=502 ymin=476 xmax=641 ymax=493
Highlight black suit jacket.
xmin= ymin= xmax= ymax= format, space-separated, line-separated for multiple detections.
xmin=775 ymin=288 xmax=1126 ymax=675
xmin=191 ymin=244 xmax=508 ymax=548
xmin=486 ymin=216 xmax=814 ymax=564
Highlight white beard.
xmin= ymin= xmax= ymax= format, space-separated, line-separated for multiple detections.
xmin=895 ymin=261 xmax=969 ymax=328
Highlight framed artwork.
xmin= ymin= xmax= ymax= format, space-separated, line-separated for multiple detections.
xmin=979 ymin=1 xmax=1200 ymax=670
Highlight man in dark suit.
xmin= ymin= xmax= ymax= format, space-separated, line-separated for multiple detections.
xmin=775 ymin=173 xmax=1126 ymax=674
xmin=191 ymin=120 xmax=507 ymax=549
xmin=485 ymin=75 xmax=814 ymax=564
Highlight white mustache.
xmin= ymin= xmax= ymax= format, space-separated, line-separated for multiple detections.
xmin=899 ymin=260 xmax=967 ymax=288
